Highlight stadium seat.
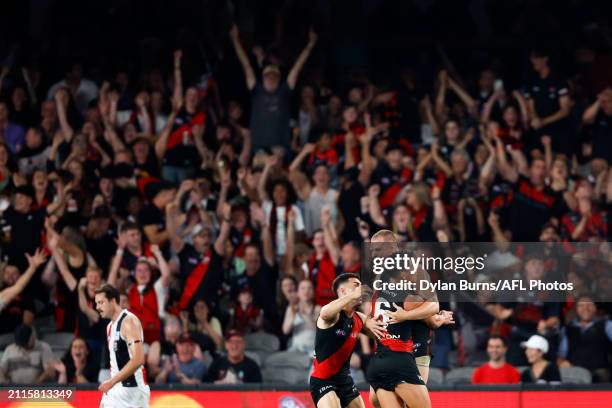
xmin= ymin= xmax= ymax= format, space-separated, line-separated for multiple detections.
xmin=445 ymin=367 xmax=475 ymax=384
xmin=53 ymin=348 xmax=67 ymax=360
xmin=560 ymin=366 xmax=592 ymax=384
xmin=263 ymin=351 xmax=310 ymax=369
xmin=262 ymin=366 xmax=309 ymax=385
xmin=33 ymin=316 xmax=56 ymax=336
xmin=41 ymin=332 xmax=75 ymax=349
xmin=244 ymin=350 xmax=262 ymax=367
xmin=428 ymin=367 xmax=444 ymax=385
xmin=200 ymin=350 xmax=214 ymax=367
xmin=262 ymin=351 xmax=311 ymax=384
xmin=0 ymin=333 xmax=14 ymax=350
xmin=244 ymin=332 xmax=280 ymax=362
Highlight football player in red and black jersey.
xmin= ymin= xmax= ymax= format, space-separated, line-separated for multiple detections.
xmin=366 ymin=230 xmax=439 ymax=408
xmin=309 ymin=273 xmax=385 ymax=408
xmin=368 ymin=308 xmax=455 ymax=408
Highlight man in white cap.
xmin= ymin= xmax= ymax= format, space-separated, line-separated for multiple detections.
xmin=520 ymin=334 xmax=561 ymax=383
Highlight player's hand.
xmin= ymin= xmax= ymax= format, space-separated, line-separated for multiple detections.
xmin=365 ymin=317 xmax=386 ymax=339
xmin=439 ymin=310 xmax=455 ymax=325
xmin=98 ymin=379 xmax=115 ymax=394
xmin=384 ymin=303 xmax=408 ymax=324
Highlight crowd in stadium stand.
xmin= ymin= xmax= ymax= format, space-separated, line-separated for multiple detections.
xmin=1 ymin=2 xmax=612 ymax=386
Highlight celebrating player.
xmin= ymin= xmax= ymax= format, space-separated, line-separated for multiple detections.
xmin=366 ymin=230 xmax=439 ymax=408
xmin=369 ymin=308 xmax=455 ymax=408
xmin=309 ymin=273 xmax=385 ymax=408
xmin=95 ymin=284 xmax=151 ymax=408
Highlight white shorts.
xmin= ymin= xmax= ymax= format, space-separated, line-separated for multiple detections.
xmin=100 ymin=384 xmax=150 ymax=408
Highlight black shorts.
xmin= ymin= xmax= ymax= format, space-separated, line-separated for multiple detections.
xmin=309 ymin=372 xmax=360 ymax=407
xmin=366 ymin=351 xmax=425 ymax=392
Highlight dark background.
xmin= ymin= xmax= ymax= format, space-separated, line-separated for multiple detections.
xmin=1 ymin=0 xmax=611 ymax=107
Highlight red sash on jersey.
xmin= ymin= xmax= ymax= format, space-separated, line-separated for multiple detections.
xmin=311 ymin=313 xmax=363 ymax=379
xmin=128 ymin=285 xmax=160 ymax=344
xmin=234 ymin=228 xmax=253 ymax=258
xmin=307 ymin=147 xmax=339 ymax=166
xmin=166 ymin=112 xmax=206 ymax=150
xmin=411 ymin=207 xmax=428 ymax=234
xmin=379 ymin=168 xmax=412 ymax=209
xmin=178 ymin=251 xmax=211 ymax=310
xmin=308 ymin=251 xmax=337 ymax=306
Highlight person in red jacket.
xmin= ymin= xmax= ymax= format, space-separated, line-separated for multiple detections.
xmin=108 ymin=244 xmax=170 ymax=345
xmin=472 ymin=335 xmax=521 ymax=384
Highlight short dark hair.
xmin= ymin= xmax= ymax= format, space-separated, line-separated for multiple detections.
xmin=281 ymin=274 xmax=298 ymax=286
xmin=332 ymin=273 xmax=360 ymax=297
xmin=488 ymin=335 xmax=507 ymax=347
xmin=343 ymin=241 xmax=360 ymax=252
xmin=120 ymin=221 xmax=140 ymax=233
xmin=95 ymin=284 xmax=120 ymax=303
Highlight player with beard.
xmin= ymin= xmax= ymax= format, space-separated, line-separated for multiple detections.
xmin=96 ymin=284 xmax=150 ymax=408
xmin=366 ymin=230 xmax=439 ymax=408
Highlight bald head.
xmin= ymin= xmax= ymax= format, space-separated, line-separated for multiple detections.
xmin=371 ymin=229 xmax=399 ymax=243
xmin=370 ymin=229 xmax=400 ymax=258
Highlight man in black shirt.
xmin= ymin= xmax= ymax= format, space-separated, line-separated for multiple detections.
xmin=204 ymin=330 xmax=262 ymax=383
xmin=230 ymin=24 xmax=317 ymax=152
xmin=495 ymin=140 xmax=565 ymax=241
xmin=370 ymin=143 xmax=412 ymax=209
xmin=524 ymin=49 xmax=572 ymax=156
xmin=1 ymin=186 xmax=46 ymax=270
xmin=139 ymin=180 xmax=178 ymax=250
xmin=230 ymin=242 xmax=279 ymax=331
xmin=582 ymin=88 xmax=612 ymax=164
xmin=558 ymin=296 xmax=612 ymax=383
xmin=166 ymin=201 xmax=228 ymax=313
xmin=116 ymin=221 xmax=146 ymax=276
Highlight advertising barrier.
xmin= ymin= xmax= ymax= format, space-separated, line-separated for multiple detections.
xmin=2 ymin=387 xmax=612 ymax=408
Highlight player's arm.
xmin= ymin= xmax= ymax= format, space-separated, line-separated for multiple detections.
xmin=356 ymin=311 xmax=385 ymax=339
xmin=386 ymin=300 xmax=439 ymax=324
xmin=317 ymin=287 xmax=361 ymax=329
xmin=423 ymin=310 xmax=455 ymax=329
xmin=386 ymin=270 xmax=439 ymax=324
xmin=99 ymin=316 xmax=145 ymax=392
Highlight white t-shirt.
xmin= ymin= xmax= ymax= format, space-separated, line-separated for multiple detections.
xmin=304 ymin=188 xmax=338 ymax=236
xmin=47 ymin=79 xmax=99 ymax=115
xmin=262 ymin=201 xmax=305 ymax=255
xmin=138 ymin=278 xmax=168 ymax=320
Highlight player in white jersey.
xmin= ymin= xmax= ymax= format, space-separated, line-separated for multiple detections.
xmin=95 ymin=284 xmax=150 ymax=408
